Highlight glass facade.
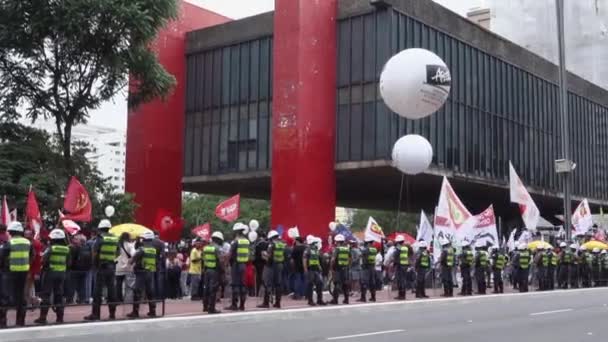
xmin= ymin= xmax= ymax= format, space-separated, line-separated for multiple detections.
xmin=184 ymin=8 xmax=608 ymax=200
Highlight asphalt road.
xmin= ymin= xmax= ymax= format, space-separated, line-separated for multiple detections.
xmin=2 ymin=288 xmax=607 ymax=342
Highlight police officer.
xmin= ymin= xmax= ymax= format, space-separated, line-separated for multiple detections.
xmin=357 ymin=237 xmax=378 ymax=303
xmin=258 ymin=230 xmax=285 ymax=308
xmin=546 ymin=246 xmax=557 ymax=290
xmin=0 ymin=222 xmax=33 ymax=327
xmin=459 ymin=240 xmax=473 ymax=296
xmin=579 ymin=246 xmax=592 ymax=288
xmin=490 ymin=246 xmax=506 ymax=293
xmin=34 ymin=229 xmax=71 ymax=325
xmin=304 ymin=236 xmax=326 ymax=306
xmin=534 ymin=245 xmax=546 ymax=291
xmin=393 ymin=235 xmax=409 ymax=300
xmin=474 ymin=241 xmax=488 ymax=295
xmin=127 ymin=231 xmax=157 ymax=318
xmin=591 ymin=248 xmax=601 ymax=287
xmin=85 ymin=219 xmax=119 ymax=321
xmin=439 ymin=239 xmax=455 ymax=297
xmin=415 ymin=241 xmax=430 ymax=299
xmin=558 ymin=242 xmax=571 ymax=289
xmin=203 ymin=232 xmax=224 ymax=314
xmin=330 ymin=234 xmax=351 ymax=304
xmin=227 ymin=223 xmax=250 ymax=311
xmin=569 ymin=244 xmax=579 ymax=288
xmin=600 ymin=249 xmax=608 ymax=286
xmin=514 ymin=243 xmax=530 ymax=292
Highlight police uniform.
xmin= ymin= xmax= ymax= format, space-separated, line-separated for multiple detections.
xmin=459 ymin=246 xmax=473 ymax=296
xmin=558 ymin=247 xmax=572 ymax=289
xmin=591 ymin=251 xmax=601 ymax=287
xmin=535 ymin=249 xmax=547 ymax=290
xmin=0 ymin=232 xmax=33 ymax=327
xmin=85 ymin=232 xmax=119 ymax=320
xmin=439 ymin=244 xmax=454 ymax=297
xmin=600 ymin=252 xmax=608 ymax=286
xmin=414 ymin=248 xmax=430 ymax=298
xmin=515 ymin=248 xmax=530 ymax=292
xmin=474 ymin=248 xmax=488 ymax=294
xmin=228 ymin=235 xmax=250 ymax=310
xmin=36 ymin=241 xmax=71 ymax=324
xmin=202 ymin=241 xmax=222 ymax=314
xmin=393 ymin=243 xmax=410 ymax=300
xmin=260 ymin=238 xmax=285 ymax=308
xmin=331 ymin=243 xmax=351 ymax=304
xmin=491 ymin=250 xmax=506 ymax=293
xmin=128 ymin=239 xmax=157 ymax=318
xmin=359 ymin=243 xmax=378 ymax=302
xmin=304 ymin=244 xmax=325 ymax=305
xmin=581 ymin=251 xmax=593 ymax=288
xmin=546 ymin=249 xmax=557 ymax=290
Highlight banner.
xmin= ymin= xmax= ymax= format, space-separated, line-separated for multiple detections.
xmin=1 ymin=196 xmax=11 ymax=226
xmin=63 ymin=177 xmax=92 ymax=222
xmin=434 ymin=177 xmax=477 ymax=243
xmin=416 ymin=210 xmax=433 ymax=242
xmin=364 ymin=216 xmax=385 ymax=242
xmin=468 ymin=205 xmax=499 ymax=247
xmin=192 ymin=223 xmax=211 ymax=240
xmin=572 ymin=199 xmax=593 ymax=236
xmin=26 ymin=189 xmax=42 ymax=238
xmin=509 ymin=162 xmax=540 ymax=231
xmin=215 ymin=194 xmax=240 ymax=222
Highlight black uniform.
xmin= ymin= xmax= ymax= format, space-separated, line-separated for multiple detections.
xmin=359 ymin=244 xmax=378 ymax=302
xmin=228 ymin=236 xmax=250 ymax=310
xmin=304 ymin=245 xmax=325 ymax=305
xmin=459 ymin=247 xmax=473 ymax=296
xmin=85 ymin=232 xmax=119 ymax=320
xmin=474 ymin=249 xmax=488 ymax=294
xmin=36 ymin=242 xmax=71 ymax=324
xmin=439 ymin=245 xmax=455 ymax=297
xmin=591 ymin=252 xmax=601 ymax=287
xmin=534 ymin=250 xmax=547 ymax=290
xmin=580 ymin=251 xmax=592 ymax=288
xmin=546 ymin=250 xmax=557 ymax=290
xmin=558 ymin=248 xmax=572 ymax=289
xmin=393 ymin=243 xmax=410 ymax=300
xmin=491 ymin=250 xmax=506 ymax=293
xmin=514 ymin=249 xmax=530 ymax=292
xmin=331 ymin=244 xmax=351 ymax=304
xmin=415 ymin=248 xmax=430 ymax=298
xmin=260 ymin=238 xmax=285 ymax=308
xmin=128 ymin=240 xmax=157 ymax=318
xmin=0 ymin=235 xmax=34 ymax=327
xmin=202 ymin=241 xmax=222 ymax=314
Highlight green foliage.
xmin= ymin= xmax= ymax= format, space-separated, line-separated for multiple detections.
xmin=350 ymin=208 xmax=419 ymax=236
xmin=182 ymin=194 xmax=271 ymax=239
xmin=0 ymin=0 xmax=179 ymax=171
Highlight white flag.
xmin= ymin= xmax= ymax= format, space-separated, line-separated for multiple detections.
xmin=572 ymin=199 xmax=593 ymax=236
xmin=507 ymin=229 xmax=516 ymax=251
xmin=509 ymin=162 xmax=540 ymax=231
xmin=364 ymin=216 xmax=385 ymax=242
xmin=467 ymin=205 xmax=500 ymax=248
xmin=417 ymin=210 xmax=434 ymax=242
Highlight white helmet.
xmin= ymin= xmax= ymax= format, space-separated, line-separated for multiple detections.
xmin=7 ymin=221 xmax=24 ymax=233
xmin=211 ymin=231 xmax=224 ymax=241
xmin=518 ymin=243 xmax=527 ymax=250
xmin=267 ymin=230 xmax=279 ymax=239
xmin=570 ymin=244 xmax=578 ymax=249
xmin=395 ymin=235 xmax=405 ymax=243
xmin=334 ymin=234 xmax=345 ymax=242
xmin=602 ymin=250 xmax=607 ymax=255
xmin=440 ymin=238 xmax=451 ymax=246
xmin=593 ymin=247 xmax=600 ymax=253
xmin=233 ymin=222 xmax=247 ymax=231
xmin=98 ymin=219 xmax=112 ymax=230
xmin=49 ymin=229 xmax=66 ymax=240
xmin=418 ymin=241 xmax=428 ymax=249
xmin=461 ymin=240 xmax=470 ymax=247
xmin=559 ymin=242 xmax=567 ymax=248
xmin=306 ymin=235 xmax=316 ymax=245
xmin=142 ymin=231 xmax=155 ymax=240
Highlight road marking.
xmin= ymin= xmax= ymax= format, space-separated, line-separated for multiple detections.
xmin=327 ymin=329 xmax=404 ymax=340
xmin=1 ymin=287 xmax=605 ymax=335
xmin=529 ymin=308 xmax=573 ymax=316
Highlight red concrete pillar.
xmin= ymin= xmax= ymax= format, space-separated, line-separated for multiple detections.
xmin=271 ymin=0 xmax=337 ymax=238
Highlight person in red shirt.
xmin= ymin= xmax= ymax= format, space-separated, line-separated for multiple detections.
xmin=25 ymin=229 xmax=45 ymax=306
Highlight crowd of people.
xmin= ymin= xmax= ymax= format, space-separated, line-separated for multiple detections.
xmin=1 ymin=218 xmax=607 ymax=328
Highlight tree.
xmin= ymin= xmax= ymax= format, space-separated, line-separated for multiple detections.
xmin=0 ymin=0 xmax=178 ymax=172
xmin=182 ymin=194 xmax=271 ymax=239
xmin=350 ymin=208 xmax=419 ymax=236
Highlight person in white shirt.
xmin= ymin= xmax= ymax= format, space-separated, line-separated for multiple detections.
xmin=115 ymin=233 xmax=136 ymax=303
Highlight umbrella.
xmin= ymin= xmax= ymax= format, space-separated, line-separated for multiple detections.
xmin=581 ymin=240 xmax=608 ymax=250
xmin=109 ymin=223 xmax=153 ymax=239
xmin=527 ymin=240 xmax=552 ymax=250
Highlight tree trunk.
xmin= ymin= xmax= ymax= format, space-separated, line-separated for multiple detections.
xmin=61 ymin=122 xmax=73 ymax=177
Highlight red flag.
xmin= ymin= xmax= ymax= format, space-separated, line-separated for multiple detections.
xmin=1 ymin=196 xmax=11 ymax=226
xmin=215 ymin=194 xmax=240 ymax=222
xmin=26 ymin=189 xmax=43 ymax=239
xmin=153 ymin=209 xmax=184 ymax=243
xmin=192 ymin=223 xmax=211 ymax=240
xmin=63 ymin=177 xmax=92 ymax=222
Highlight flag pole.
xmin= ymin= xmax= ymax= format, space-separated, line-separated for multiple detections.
xmin=396 ymin=174 xmax=405 ymax=231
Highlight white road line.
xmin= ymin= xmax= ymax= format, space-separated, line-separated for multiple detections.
xmin=529 ymin=308 xmax=573 ymax=316
xmin=327 ymin=329 xmax=404 ymax=340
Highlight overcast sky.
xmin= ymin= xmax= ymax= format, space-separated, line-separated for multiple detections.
xmin=87 ymin=0 xmax=479 ymax=130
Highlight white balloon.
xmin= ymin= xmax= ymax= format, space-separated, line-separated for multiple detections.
xmin=329 ymin=222 xmax=337 ymax=232
xmin=248 ymin=231 xmax=258 ymax=242
xmin=392 ymin=134 xmax=433 ymax=175
xmin=104 ymin=205 xmax=115 ymax=218
xmin=380 ymin=48 xmax=451 ymax=119
xmin=249 ymin=219 xmax=260 ymax=231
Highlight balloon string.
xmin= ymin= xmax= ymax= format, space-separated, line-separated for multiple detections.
xmin=397 ymin=174 xmax=405 ymax=230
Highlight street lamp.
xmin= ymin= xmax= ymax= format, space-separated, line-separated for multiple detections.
xmin=555 ymin=0 xmax=572 ymax=241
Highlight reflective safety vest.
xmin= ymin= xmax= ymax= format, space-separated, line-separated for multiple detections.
xmin=586 ymin=254 xmax=594 ymax=266
xmin=398 ymin=246 xmax=409 ymax=266
xmin=519 ymin=251 xmax=530 ymax=269
xmin=99 ymin=235 xmax=119 ymax=263
xmin=142 ymin=246 xmax=157 ymax=272
xmin=9 ymin=237 xmax=31 ymax=272
xmin=563 ymin=251 xmax=572 ymax=264
xmin=602 ymin=255 xmax=608 ymax=270
xmin=494 ymin=254 xmax=506 ymax=270
xmin=462 ymin=249 xmax=473 ymax=267
xmin=273 ymin=241 xmax=286 ymax=263
xmin=419 ymin=251 xmax=430 ymax=268
xmin=550 ymin=252 xmax=558 ymax=266
xmin=308 ymin=248 xmax=320 ymax=268
xmin=478 ymin=251 xmax=488 ymax=267
xmin=236 ymin=239 xmax=250 ymax=263
xmin=446 ymin=248 xmax=455 ymax=267
xmin=367 ymin=247 xmax=378 ymax=265
xmin=50 ymin=245 xmax=70 ymax=272
xmin=337 ymin=246 xmax=350 ymax=267
xmin=203 ymin=245 xmax=218 ymax=269
xmin=542 ymin=253 xmax=549 ymax=267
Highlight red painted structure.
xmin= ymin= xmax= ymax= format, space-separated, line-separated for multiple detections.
xmin=125 ymin=1 xmax=230 ymax=227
